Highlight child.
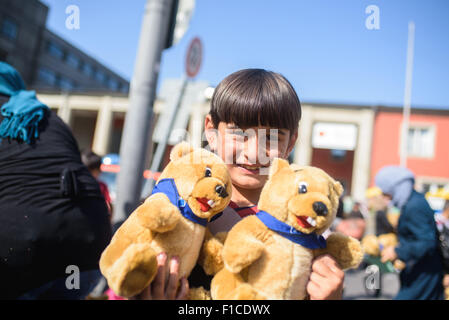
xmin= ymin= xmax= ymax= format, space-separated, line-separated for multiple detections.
xmin=81 ymin=149 xmax=113 ymax=218
xmin=132 ymin=69 xmax=345 ymax=300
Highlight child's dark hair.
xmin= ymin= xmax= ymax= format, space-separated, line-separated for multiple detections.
xmin=81 ymin=149 xmax=102 ymax=171
xmin=210 ymin=69 xmax=302 ymax=132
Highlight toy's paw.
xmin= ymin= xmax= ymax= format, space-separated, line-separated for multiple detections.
xmin=188 ymin=287 xmax=212 ymax=300
xmin=326 ymin=232 xmax=364 ymax=270
xmin=137 ymin=193 xmax=181 ymax=232
xmin=107 ymin=243 xmax=158 ymax=298
xmin=229 ymin=284 xmax=265 ymax=300
xmin=199 ymin=234 xmax=225 ymax=276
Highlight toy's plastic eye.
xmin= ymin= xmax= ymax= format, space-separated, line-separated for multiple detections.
xmin=205 ymin=167 xmax=212 ymax=177
xmin=298 ymin=182 xmax=308 ymax=194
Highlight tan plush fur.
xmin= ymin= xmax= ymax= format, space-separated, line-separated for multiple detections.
xmin=361 ymin=233 xmax=406 ymax=270
xmin=211 ymin=159 xmax=364 ymax=300
xmin=99 ymin=142 xmax=232 ymax=298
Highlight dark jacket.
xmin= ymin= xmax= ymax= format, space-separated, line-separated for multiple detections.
xmin=0 ymin=111 xmax=112 ymax=299
xmin=375 ymin=210 xmax=395 ymax=236
xmin=394 ymin=190 xmax=444 ymax=300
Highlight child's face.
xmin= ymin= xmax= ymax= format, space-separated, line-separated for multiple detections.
xmin=205 ymin=115 xmax=298 ymax=190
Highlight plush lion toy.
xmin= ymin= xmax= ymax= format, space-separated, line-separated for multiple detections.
xmin=99 ymin=142 xmax=232 ymax=298
xmin=210 ymin=159 xmax=364 ymax=300
xmin=361 ymin=233 xmax=406 ymax=270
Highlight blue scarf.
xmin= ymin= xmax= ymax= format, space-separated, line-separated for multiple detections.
xmin=151 ymin=178 xmax=209 ymax=226
xmin=256 ymin=210 xmax=327 ymax=249
xmin=0 ymin=62 xmax=49 ymax=144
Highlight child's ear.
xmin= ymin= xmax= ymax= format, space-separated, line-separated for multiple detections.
xmin=268 ymin=158 xmax=290 ymax=180
xmin=204 ymin=114 xmax=218 ymax=151
xmin=285 ymin=129 xmax=298 ymax=156
xmin=170 ymin=142 xmax=194 ymax=161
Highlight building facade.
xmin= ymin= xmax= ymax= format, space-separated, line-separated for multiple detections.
xmin=0 ymin=0 xmax=129 ymax=93
xmin=371 ymin=106 xmax=449 ymax=193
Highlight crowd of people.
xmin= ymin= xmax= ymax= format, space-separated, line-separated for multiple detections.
xmin=1 ymin=62 xmax=448 ymax=300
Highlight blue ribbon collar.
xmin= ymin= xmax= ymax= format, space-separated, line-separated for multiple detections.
xmin=151 ymin=178 xmax=209 ymax=226
xmin=256 ymin=210 xmax=327 ymax=249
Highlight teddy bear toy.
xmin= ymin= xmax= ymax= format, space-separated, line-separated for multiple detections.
xmin=210 ymin=159 xmax=364 ymax=300
xmin=99 ymin=142 xmax=232 ymax=298
xmin=361 ymin=233 xmax=405 ymax=270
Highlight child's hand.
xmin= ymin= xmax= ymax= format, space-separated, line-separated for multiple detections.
xmin=307 ymin=254 xmax=344 ymax=300
xmin=380 ymin=246 xmax=397 ymax=263
xmin=130 ymin=252 xmax=189 ymax=300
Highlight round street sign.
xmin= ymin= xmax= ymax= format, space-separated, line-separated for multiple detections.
xmin=185 ymin=37 xmax=202 ymax=78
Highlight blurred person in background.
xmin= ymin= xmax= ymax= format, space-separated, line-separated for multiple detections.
xmin=333 ymin=196 xmax=366 ymax=240
xmin=366 ymin=186 xmax=395 ymax=236
xmin=0 ymin=62 xmax=112 ymax=299
xmin=376 ymin=165 xmax=444 ymax=300
xmin=434 ymin=200 xmax=449 ymax=297
xmin=81 ymin=150 xmax=113 ymax=220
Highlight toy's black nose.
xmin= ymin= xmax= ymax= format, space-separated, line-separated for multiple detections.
xmin=313 ymin=201 xmax=328 ymax=216
xmin=215 ymin=185 xmax=228 ymax=198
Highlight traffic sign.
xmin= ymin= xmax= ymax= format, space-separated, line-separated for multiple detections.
xmin=185 ymin=37 xmax=202 ymax=78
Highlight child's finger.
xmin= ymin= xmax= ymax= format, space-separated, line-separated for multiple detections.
xmin=166 ymin=256 xmax=180 ymax=299
xmin=152 ymin=252 xmax=167 ymax=299
xmin=176 ymin=277 xmax=190 ymax=300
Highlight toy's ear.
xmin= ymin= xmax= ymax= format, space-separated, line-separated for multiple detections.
xmin=170 ymin=142 xmax=195 ymax=161
xmin=268 ymin=158 xmax=290 ymax=180
xmin=333 ymin=180 xmax=344 ymax=198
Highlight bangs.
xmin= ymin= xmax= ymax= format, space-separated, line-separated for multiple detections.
xmin=210 ymin=69 xmax=301 ymax=132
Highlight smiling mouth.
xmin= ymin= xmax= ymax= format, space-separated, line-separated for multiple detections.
xmin=296 ymin=216 xmax=317 ymax=228
xmin=237 ymin=164 xmax=268 ymax=174
xmin=196 ymin=198 xmax=216 ymax=212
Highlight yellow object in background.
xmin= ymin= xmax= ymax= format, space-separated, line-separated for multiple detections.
xmin=365 ymin=186 xmax=382 ymax=199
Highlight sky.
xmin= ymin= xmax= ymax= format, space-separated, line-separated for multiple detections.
xmin=41 ymin=0 xmax=449 ymax=109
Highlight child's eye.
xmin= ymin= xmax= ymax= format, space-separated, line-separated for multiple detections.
xmin=205 ymin=167 xmax=212 ymax=177
xmin=232 ymin=130 xmax=246 ymax=136
xmin=298 ymin=182 xmax=308 ymax=194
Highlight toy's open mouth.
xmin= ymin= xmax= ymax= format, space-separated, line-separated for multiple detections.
xmin=196 ymin=197 xmax=216 ymax=212
xmin=296 ymin=216 xmax=317 ymax=229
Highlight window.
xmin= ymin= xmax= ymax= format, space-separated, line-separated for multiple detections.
xmin=59 ymin=77 xmax=74 ymax=91
xmin=82 ymin=63 xmax=94 ymax=77
xmin=108 ymin=78 xmax=119 ymax=90
xmin=47 ymin=41 xmax=64 ymax=60
xmin=66 ymin=53 xmax=80 ymax=69
xmin=95 ymin=70 xmax=106 ymax=83
xmin=1 ymin=17 xmax=18 ymax=41
xmin=406 ymin=125 xmax=435 ymax=158
xmin=37 ymin=67 xmax=57 ymax=86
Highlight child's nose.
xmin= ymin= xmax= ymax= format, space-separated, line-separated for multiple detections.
xmin=244 ymin=135 xmax=269 ymax=164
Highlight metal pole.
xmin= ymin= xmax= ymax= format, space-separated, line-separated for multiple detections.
xmin=144 ymin=75 xmax=188 ymax=196
xmin=113 ymin=0 xmax=174 ymax=229
xmin=400 ymin=21 xmax=415 ymax=168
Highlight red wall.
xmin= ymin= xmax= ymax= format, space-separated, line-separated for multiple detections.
xmin=370 ymin=110 xmax=449 ymax=185
xmin=311 ymin=148 xmax=354 ymax=195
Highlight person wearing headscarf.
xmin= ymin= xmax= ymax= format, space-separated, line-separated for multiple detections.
xmin=375 ymin=165 xmax=444 ymax=300
xmin=0 ymin=62 xmax=112 ymax=299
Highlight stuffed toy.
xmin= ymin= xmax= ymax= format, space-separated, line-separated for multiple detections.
xmin=361 ymin=233 xmax=405 ymax=270
xmin=210 ymin=159 xmax=364 ymax=300
xmin=99 ymin=142 xmax=232 ymax=298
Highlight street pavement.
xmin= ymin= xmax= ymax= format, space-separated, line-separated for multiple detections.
xmin=343 ymin=263 xmax=400 ymax=300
